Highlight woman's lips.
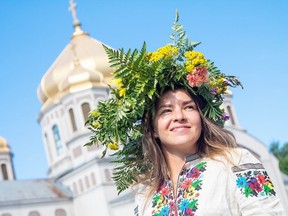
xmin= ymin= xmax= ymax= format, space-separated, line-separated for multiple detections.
xmin=170 ymin=126 xmax=191 ymax=131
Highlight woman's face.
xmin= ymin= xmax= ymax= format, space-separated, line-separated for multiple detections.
xmin=153 ymin=89 xmax=202 ymax=154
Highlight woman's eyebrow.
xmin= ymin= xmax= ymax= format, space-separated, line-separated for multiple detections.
xmin=182 ymin=99 xmax=195 ymax=105
xmin=157 ymin=103 xmax=172 ymax=110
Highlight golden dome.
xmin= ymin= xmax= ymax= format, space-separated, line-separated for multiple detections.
xmin=37 ymin=29 xmax=114 ymax=112
xmin=0 ymin=136 xmax=10 ymax=153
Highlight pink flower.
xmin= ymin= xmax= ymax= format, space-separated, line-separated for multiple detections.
xmin=186 ymin=66 xmax=209 ymax=87
xmin=221 ymin=112 xmax=230 ymax=121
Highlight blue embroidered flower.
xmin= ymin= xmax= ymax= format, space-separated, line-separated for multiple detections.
xmin=160 ymin=206 xmax=169 ymax=216
xmin=236 ymin=177 xmax=247 ymax=188
xmin=180 ymin=199 xmax=189 ymax=211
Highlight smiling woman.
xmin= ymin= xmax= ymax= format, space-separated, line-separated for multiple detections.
xmin=153 ymin=88 xmax=202 ymax=157
xmin=85 ymin=12 xmax=284 ymax=215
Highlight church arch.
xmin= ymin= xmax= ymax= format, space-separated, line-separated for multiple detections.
xmin=55 ymin=209 xmax=67 ymax=216
xmin=1 ymin=163 xmax=8 ymax=180
xmin=69 ymin=108 xmax=77 ymax=132
xmin=28 ymin=211 xmax=40 ymax=216
xmin=81 ymin=102 xmax=90 ymax=122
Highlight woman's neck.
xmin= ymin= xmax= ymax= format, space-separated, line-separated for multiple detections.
xmin=162 ymin=146 xmax=198 ymax=196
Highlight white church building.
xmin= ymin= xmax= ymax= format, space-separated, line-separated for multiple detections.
xmin=0 ymin=1 xmax=287 ymax=215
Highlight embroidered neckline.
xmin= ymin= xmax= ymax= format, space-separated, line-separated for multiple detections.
xmin=185 ymin=153 xmax=200 ymax=162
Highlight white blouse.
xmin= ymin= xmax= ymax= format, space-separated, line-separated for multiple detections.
xmin=134 ymin=148 xmax=284 ymax=216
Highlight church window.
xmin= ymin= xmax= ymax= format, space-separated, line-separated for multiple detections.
xmin=227 ymin=105 xmax=235 ymax=125
xmin=55 ymin=209 xmax=67 ymax=216
xmin=1 ymin=164 xmax=8 ymax=180
xmin=81 ymin=102 xmax=90 ymax=122
xmin=69 ymin=108 xmax=77 ymax=132
xmin=28 ymin=211 xmax=40 ymax=216
xmin=52 ymin=125 xmax=63 ymax=155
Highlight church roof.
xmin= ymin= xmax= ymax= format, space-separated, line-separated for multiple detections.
xmin=37 ymin=8 xmax=114 ymax=113
xmin=0 ymin=136 xmax=10 ymax=153
xmin=0 ymin=179 xmax=72 ymax=207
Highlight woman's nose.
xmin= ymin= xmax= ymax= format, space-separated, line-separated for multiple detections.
xmin=173 ymin=109 xmax=186 ymax=122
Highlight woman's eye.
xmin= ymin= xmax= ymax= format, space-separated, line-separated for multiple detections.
xmin=185 ymin=105 xmax=195 ymax=110
xmin=161 ymin=109 xmax=171 ymax=114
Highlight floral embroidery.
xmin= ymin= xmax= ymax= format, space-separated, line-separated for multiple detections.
xmin=235 ymin=169 xmax=276 ymax=198
xmin=151 ymin=161 xmax=207 ymax=216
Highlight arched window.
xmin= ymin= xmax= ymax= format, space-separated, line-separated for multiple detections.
xmin=52 ymin=125 xmax=63 ymax=155
xmin=81 ymin=103 xmax=90 ymax=122
xmin=69 ymin=108 xmax=77 ymax=132
xmin=1 ymin=164 xmax=8 ymax=180
xmin=28 ymin=211 xmax=40 ymax=216
xmin=55 ymin=209 xmax=67 ymax=216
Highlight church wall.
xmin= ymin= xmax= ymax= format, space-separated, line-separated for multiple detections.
xmin=72 ymin=186 xmax=112 ymax=216
xmin=0 ymin=200 xmax=73 ymax=216
xmin=110 ymin=200 xmax=135 ymax=216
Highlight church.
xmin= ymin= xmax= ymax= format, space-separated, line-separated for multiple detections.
xmin=0 ymin=1 xmax=287 ymax=215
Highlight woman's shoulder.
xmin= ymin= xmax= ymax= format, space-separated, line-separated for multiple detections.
xmin=228 ymin=147 xmax=261 ymax=165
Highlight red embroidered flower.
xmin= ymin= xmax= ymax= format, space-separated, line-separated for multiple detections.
xmin=161 ymin=187 xmax=170 ymax=196
xmin=181 ymin=179 xmax=192 ymax=189
xmin=249 ymin=181 xmax=262 ymax=193
xmin=188 ymin=167 xmax=201 ymax=179
xmin=186 ymin=66 xmax=209 ymax=87
xmin=258 ymin=174 xmax=266 ymax=185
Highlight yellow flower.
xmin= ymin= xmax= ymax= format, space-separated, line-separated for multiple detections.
xmin=185 ymin=63 xmax=195 ymax=73
xmin=184 ymin=51 xmax=206 ymax=65
xmin=113 ymin=78 xmax=123 ymax=89
xmin=149 ymin=52 xmax=163 ymax=62
xmin=92 ymin=121 xmax=101 ymax=128
xmin=119 ymin=88 xmax=126 ymax=97
xmin=91 ymin=110 xmax=100 ymax=117
xmin=148 ymin=45 xmax=179 ymax=62
xmin=108 ymin=141 xmax=119 ymax=150
xmin=118 ymin=100 xmax=123 ymax=106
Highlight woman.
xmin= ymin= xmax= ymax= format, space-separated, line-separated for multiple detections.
xmin=135 ymin=86 xmax=283 ymax=215
xmin=86 ymin=13 xmax=284 ymax=215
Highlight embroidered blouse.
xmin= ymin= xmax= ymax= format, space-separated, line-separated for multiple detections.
xmin=134 ymin=148 xmax=284 ymax=216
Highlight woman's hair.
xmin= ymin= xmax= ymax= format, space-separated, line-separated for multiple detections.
xmin=137 ymin=85 xmax=238 ymax=195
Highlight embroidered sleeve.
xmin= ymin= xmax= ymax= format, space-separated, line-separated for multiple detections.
xmin=231 ymin=148 xmax=284 ymax=215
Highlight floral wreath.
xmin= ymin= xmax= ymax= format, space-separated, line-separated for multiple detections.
xmin=85 ymin=11 xmax=243 ymax=194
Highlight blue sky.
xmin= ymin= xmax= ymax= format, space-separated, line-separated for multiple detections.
xmin=0 ymin=0 xmax=287 ymax=180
